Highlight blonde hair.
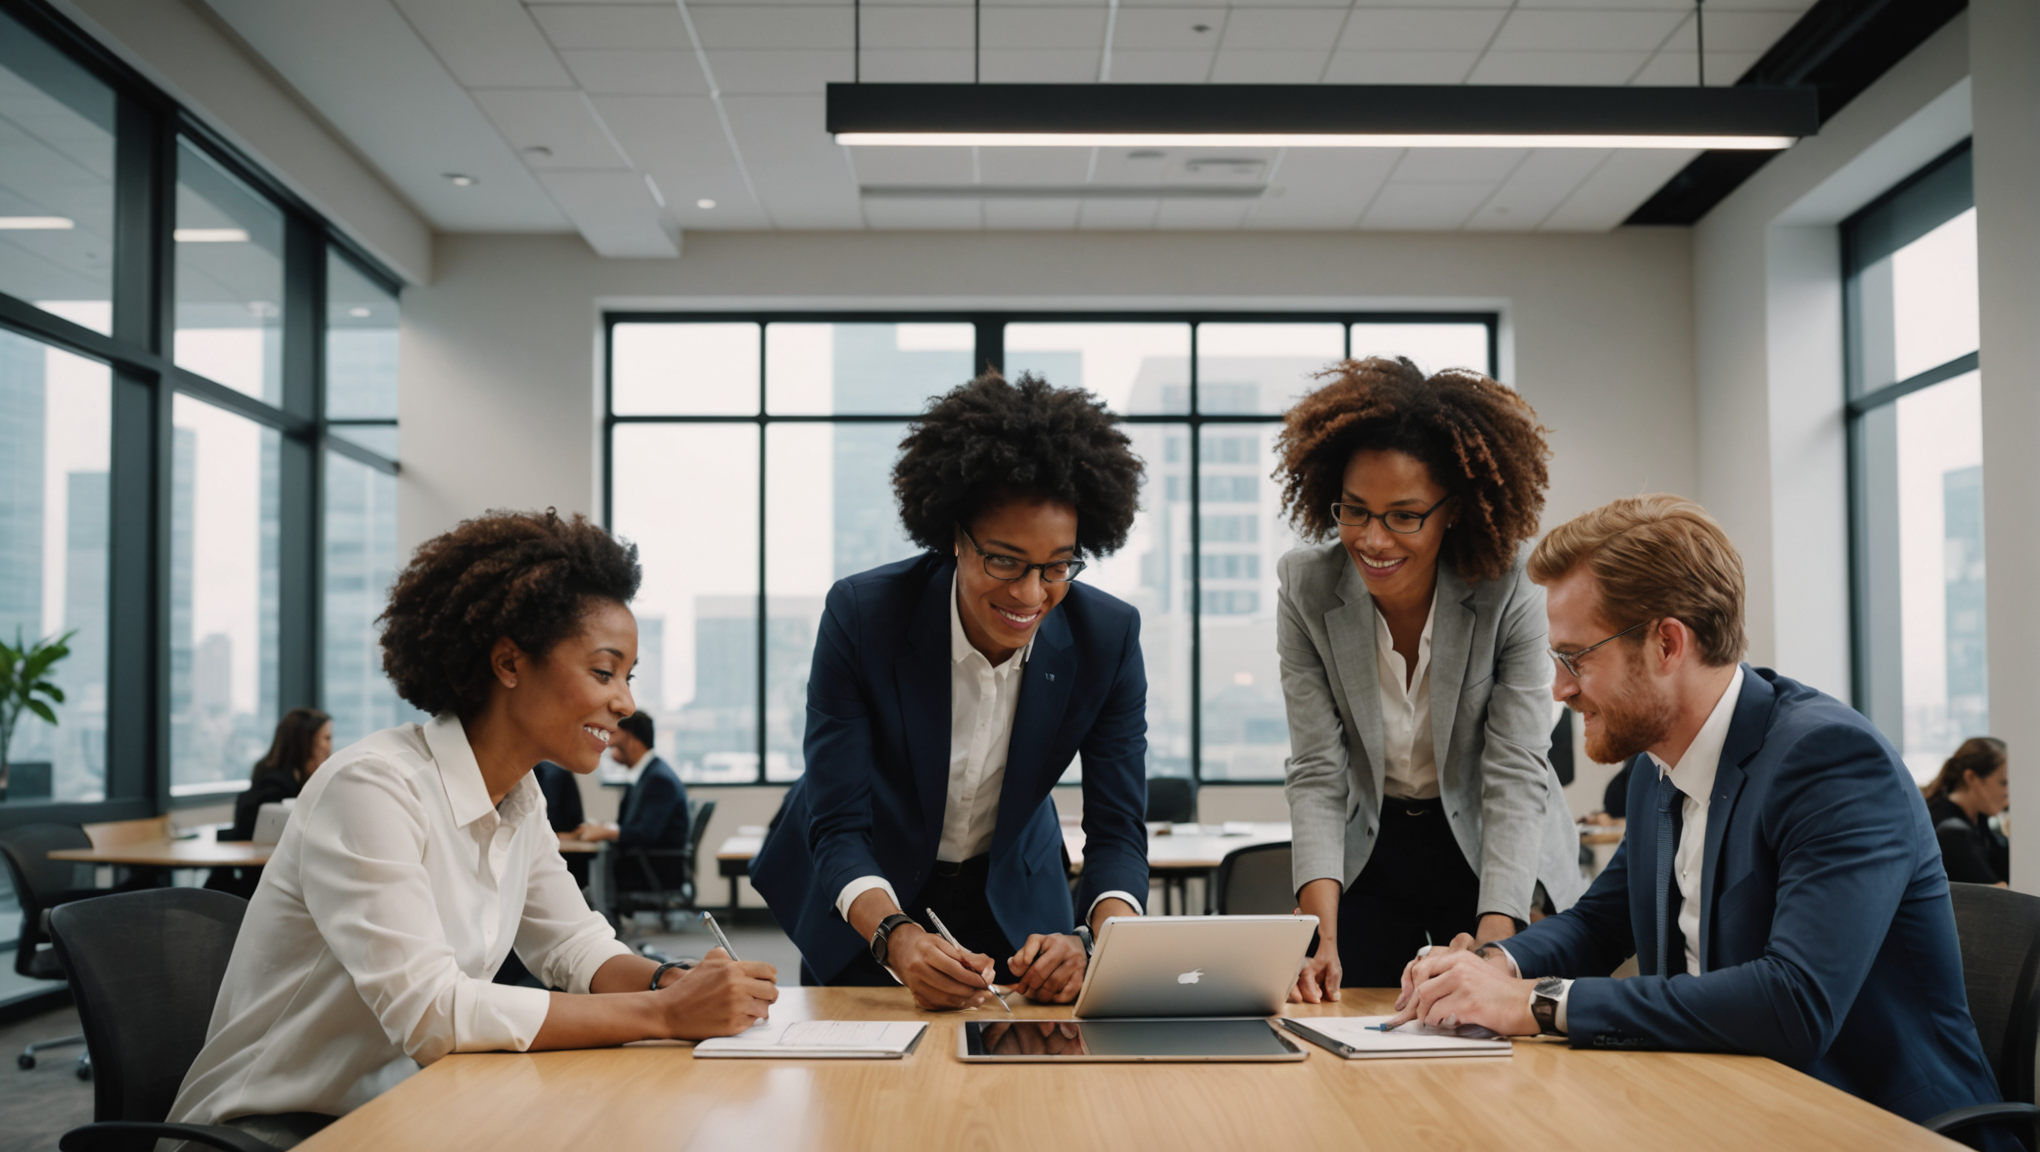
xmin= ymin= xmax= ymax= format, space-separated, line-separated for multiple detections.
xmin=1528 ymin=494 xmax=1747 ymax=666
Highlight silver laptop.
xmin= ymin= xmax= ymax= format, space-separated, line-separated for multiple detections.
xmin=251 ymin=801 xmax=293 ymax=846
xmin=1071 ymin=914 xmax=1317 ymax=1019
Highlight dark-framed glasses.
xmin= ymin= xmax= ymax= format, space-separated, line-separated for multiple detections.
xmin=960 ymin=526 xmax=1087 ymax=584
xmin=1550 ymin=619 xmax=1651 ymax=679
xmin=1329 ymin=494 xmax=1453 ymax=535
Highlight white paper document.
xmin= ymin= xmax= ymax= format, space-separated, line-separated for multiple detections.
xmin=1277 ymin=1015 xmax=1513 ymax=1059
xmin=693 ymin=1018 xmax=927 ymax=1059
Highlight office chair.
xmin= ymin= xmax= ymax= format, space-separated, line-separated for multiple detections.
xmin=0 ymin=823 xmax=98 ymax=1078
xmin=1924 ymin=882 xmax=2040 ymax=1150
xmin=1213 ymin=842 xmax=1295 ymax=915
xmin=1145 ymin=777 xmax=1197 ymax=825
xmin=50 ymin=888 xmax=280 ymax=1152
xmin=617 ymin=800 xmax=717 ymax=928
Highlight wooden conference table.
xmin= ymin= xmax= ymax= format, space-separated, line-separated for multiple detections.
xmin=295 ymin=985 xmax=1958 ymax=1152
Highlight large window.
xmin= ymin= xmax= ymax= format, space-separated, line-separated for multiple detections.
xmin=607 ymin=315 xmax=1495 ymax=786
xmin=0 ymin=1 xmax=405 ymax=816
xmin=1847 ymin=144 xmax=1982 ymax=783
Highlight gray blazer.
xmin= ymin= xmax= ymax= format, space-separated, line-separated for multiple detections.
xmin=1278 ymin=542 xmax=1585 ymax=922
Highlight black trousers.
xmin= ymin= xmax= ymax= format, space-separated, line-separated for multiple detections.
xmin=802 ymin=854 xmax=1020 ymax=986
xmin=1337 ymin=796 xmax=1481 ymax=988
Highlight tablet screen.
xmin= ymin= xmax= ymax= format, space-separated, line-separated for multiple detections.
xmin=963 ymin=1019 xmax=1301 ymax=1059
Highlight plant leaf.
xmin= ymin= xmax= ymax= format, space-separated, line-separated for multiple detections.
xmin=24 ymin=698 xmax=56 ymax=725
xmin=34 ymin=682 xmax=64 ymax=705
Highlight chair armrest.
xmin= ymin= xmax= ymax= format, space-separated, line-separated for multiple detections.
xmin=1922 ymin=1101 xmax=2040 ymax=1142
xmin=60 ymin=1120 xmax=284 ymax=1152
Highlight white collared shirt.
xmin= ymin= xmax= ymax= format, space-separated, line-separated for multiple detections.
xmin=615 ymin=746 xmax=655 ymax=787
xmin=836 ymin=576 xmax=1141 ymax=933
xmin=1374 ymin=589 xmax=1440 ymax=800
xmin=170 ymin=715 xmax=632 ymax=1124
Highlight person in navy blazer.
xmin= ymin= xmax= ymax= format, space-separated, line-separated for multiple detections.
xmin=572 ymin=712 xmax=692 ymax=889
xmin=1390 ymin=496 xmax=2007 ymax=1141
xmin=752 ymin=372 xmax=1150 ymax=1009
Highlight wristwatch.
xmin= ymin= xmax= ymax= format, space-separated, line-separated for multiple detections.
xmin=1073 ymin=923 xmax=1095 ymax=958
xmin=649 ymin=959 xmax=692 ymax=990
xmin=869 ymin=913 xmax=918 ymax=970
xmin=1529 ymin=976 xmax=1567 ymax=1035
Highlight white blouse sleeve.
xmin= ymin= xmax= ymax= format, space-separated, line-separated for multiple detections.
xmin=514 ymin=836 xmax=633 ymax=993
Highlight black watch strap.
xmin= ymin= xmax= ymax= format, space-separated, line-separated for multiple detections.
xmin=870 ymin=913 xmax=917 ymax=969
xmin=1531 ymin=976 xmax=1566 ymax=1036
xmin=650 ymin=959 xmax=691 ymax=990
xmin=1073 ymin=923 xmax=1094 ymax=957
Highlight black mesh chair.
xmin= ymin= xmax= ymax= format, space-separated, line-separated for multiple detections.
xmin=1213 ymin=842 xmax=1295 ymax=915
xmin=1145 ymin=777 xmax=1197 ymax=825
xmin=50 ymin=887 xmax=280 ymax=1152
xmin=617 ymin=800 xmax=717 ymax=925
xmin=0 ymin=823 xmax=98 ymax=1077
xmin=1924 ymin=882 xmax=2040 ymax=1149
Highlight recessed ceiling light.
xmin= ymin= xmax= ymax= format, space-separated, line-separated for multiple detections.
xmin=444 ymin=173 xmax=477 ymax=187
xmin=348 ymin=307 xmax=371 ymax=318
xmin=0 ymin=216 xmax=74 ymax=230
xmin=173 ymin=228 xmax=249 ymax=243
xmin=522 ymin=146 xmax=552 ymax=159
xmin=696 ymin=198 xmax=716 ymax=209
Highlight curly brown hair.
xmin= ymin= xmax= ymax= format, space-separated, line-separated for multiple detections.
xmin=378 ymin=509 xmax=642 ymax=719
xmin=1275 ymin=356 xmax=1549 ymax=585
xmin=893 ymin=371 xmax=1145 ymax=557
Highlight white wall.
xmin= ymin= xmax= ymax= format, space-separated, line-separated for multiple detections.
xmin=399 ymin=227 xmax=1697 ymax=555
xmin=1692 ymin=14 xmax=1972 ymax=697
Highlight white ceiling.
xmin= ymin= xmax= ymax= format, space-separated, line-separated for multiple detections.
xmin=198 ymin=0 xmax=1818 ymax=256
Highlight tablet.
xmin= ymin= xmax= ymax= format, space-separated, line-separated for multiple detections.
xmin=958 ymin=1019 xmax=1308 ymax=1062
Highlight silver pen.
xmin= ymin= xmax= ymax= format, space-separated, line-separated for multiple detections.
xmin=699 ymin=910 xmax=742 ymax=962
xmin=925 ymin=908 xmax=1012 ymax=1013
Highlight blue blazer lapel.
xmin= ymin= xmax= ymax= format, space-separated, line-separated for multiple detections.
xmin=895 ymin=566 xmax=955 ymax=850
xmin=991 ymin=609 xmax=1075 ymax=858
xmin=1697 ymin=665 xmax=1771 ymax=970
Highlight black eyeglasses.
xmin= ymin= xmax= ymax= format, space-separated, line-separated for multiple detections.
xmin=959 ymin=526 xmax=1087 ymax=584
xmin=1328 ymin=494 xmax=1453 ymax=535
xmin=1550 ymin=620 xmax=1651 ymax=679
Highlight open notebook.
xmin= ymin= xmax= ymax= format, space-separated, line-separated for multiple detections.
xmin=1277 ymin=1015 xmax=1513 ymax=1059
xmin=694 ymin=1019 xmax=928 ymax=1060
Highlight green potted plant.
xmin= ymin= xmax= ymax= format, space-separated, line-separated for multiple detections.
xmin=0 ymin=628 xmax=72 ymax=799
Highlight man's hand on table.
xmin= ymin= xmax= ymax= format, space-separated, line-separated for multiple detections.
xmin=887 ymin=926 xmax=999 ymax=1011
xmin=1383 ymin=948 xmax=1536 ymax=1036
xmin=1008 ymin=934 xmax=1086 ymax=1002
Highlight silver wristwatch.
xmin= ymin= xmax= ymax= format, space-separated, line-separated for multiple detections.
xmin=1529 ymin=975 xmax=1567 ymax=1035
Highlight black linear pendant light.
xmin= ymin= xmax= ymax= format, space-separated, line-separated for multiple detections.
xmin=829 ymin=0 xmax=1818 ymax=151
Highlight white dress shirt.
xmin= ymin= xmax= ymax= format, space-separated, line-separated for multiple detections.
xmin=616 ymin=746 xmax=655 ymax=786
xmin=1374 ymin=589 xmax=1440 ymax=800
xmin=1500 ymin=665 xmax=1743 ymax=1031
xmin=836 ymin=576 xmax=1140 ymax=933
xmin=170 ymin=715 xmax=631 ymax=1123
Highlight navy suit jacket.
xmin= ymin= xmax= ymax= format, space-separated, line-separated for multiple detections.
xmin=1504 ymin=667 xmax=2002 ymax=1125
xmin=617 ymin=756 xmax=691 ymax=850
xmin=533 ymin=761 xmax=584 ymax=835
xmin=751 ymin=553 xmax=1151 ymax=984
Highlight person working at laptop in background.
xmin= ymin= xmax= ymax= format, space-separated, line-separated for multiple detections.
xmin=752 ymin=371 xmax=1151 ymax=1010
xmin=1387 ymin=495 xmax=2010 ymax=1142
xmin=571 ymin=712 xmax=693 ymax=892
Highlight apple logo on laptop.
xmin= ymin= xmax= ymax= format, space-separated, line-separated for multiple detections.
xmin=1177 ymin=969 xmax=1203 ymax=985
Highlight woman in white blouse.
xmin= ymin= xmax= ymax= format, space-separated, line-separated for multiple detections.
xmin=170 ymin=510 xmax=777 ymax=1148
xmin=1273 ymin=358 xmax=1585 ymax=997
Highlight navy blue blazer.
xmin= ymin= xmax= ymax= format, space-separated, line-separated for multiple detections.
xmin=616 ymin=756 xmax=691 ymax=850
xmin=751 ymin=553 xmax=1150 ymax=984
xmin=533 ymin=761 xmax=584 ymax=835
xmin=1504 ymin=667 xmax=2002 ymax=1125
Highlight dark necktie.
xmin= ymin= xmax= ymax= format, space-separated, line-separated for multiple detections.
xmin=1655 ymin=770 xmax=1682 ymax=977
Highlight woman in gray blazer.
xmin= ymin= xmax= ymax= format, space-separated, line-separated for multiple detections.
xmin=1274 ymin=357 xmax=1584 ymax=997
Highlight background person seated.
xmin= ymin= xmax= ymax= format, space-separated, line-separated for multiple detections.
xmin=534 ymin=760 xmax=591 ymax=889
xmin=207 ymin=707 xmax=334 ymax=899
xmin=571 ymin=712 xmax=692 ymax=891
xmin=1923 ymin=736 xmax=2010 ymax=887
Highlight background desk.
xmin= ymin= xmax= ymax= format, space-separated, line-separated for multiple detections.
xmin=47 ymin=840 xmax=269 ymax=870
xmin=296 ymin=986 xmax=1957 ymax=1152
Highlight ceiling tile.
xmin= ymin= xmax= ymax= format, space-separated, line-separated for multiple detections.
xmin=980 ymin=49 xmax=1105 ymax=82
xmin=708 ymin=50 xmax=852 ymax=94
xmin=1461 ymin=148 xmax=1610 ymax=231
xmin=1391 ymin=148 xmax=1526 ymax=182
xmin=720 ymin=95 xmax=865 ymax=228
xmin=1629 ymin=51 xmax=1764 ymax=87
xmin=1218 ymin=7 xmax=1350 ymax=49
xmin=471 ymin=90 xmax=632 ymax=168
xmin=977 ymin=147 xmax=1096 ymax=184
xmin=845 ymin=145 xmax=977 ymax=184
xmin=861 ymin=198 xmax=984 ymax=228
xmin=1088 ymin=148 xmax=1176 ymax=184
xmin=1334 ymin=9 xmax=1506 ymax=53
xmin=981 ymin=7 xmax=1109 ymax=48
xmin=1247 ymin=148 xmax=1398 ymax=230
xmin=583 ymin=95 xmax=730 ymax=168
xmin=1359 ymin=182 xmax=1488 ymax=230
xmin=1076 ymin=198 xmax=1161 ymax=229
xmin=1540 ymin=148 xmax=1697 ymax=230
xmin=1654 ymin=9 xmax=1807 ymax=51
xmin=535 ymin=170 xmax=678 ymax=256
xmin=558 ymin=49 xmax=709 ymax=94
xmin=983 ymin=199 xmax=1085 ymax=229
xmin=1489 ymin=9 xmax=1685 ymax=52
xmin=1467 ymin=51 xmax=1651 ymax=85
xmin=684 ymin=5 xmax=852 ymax=49
xmin=1209 ymin=48 xmax=1332 ymax=83
xmin=859 ymin=5 xmax=975 ymax=49
xmin=642 ymin=168 xmax=771 ymax=228
xmin=1155 ymin=198 xmax=1252 ymax=228
xmin=1109 ymin=8 xmax=1228 ymax=50
xmin=527 ymin=4 xmax=689 ymax=49
xmin=1322 ymin=50 xmax=1479 ymax=83
xmin=393 ymin=0 xmax=576 ymax=89
xmin=857 ymin=50 xmax=976 ymax=82
xmin=1103 ymin=49 xmax=1215 ymax=81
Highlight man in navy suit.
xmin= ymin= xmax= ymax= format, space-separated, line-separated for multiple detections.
xmin=752 ymin=372 xmax=1150 ymax=1009
xmin=1389 ymin=495 xmax=2007 ymax=1139
xmin=574 ymin=712 xmax=692 ymax=889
